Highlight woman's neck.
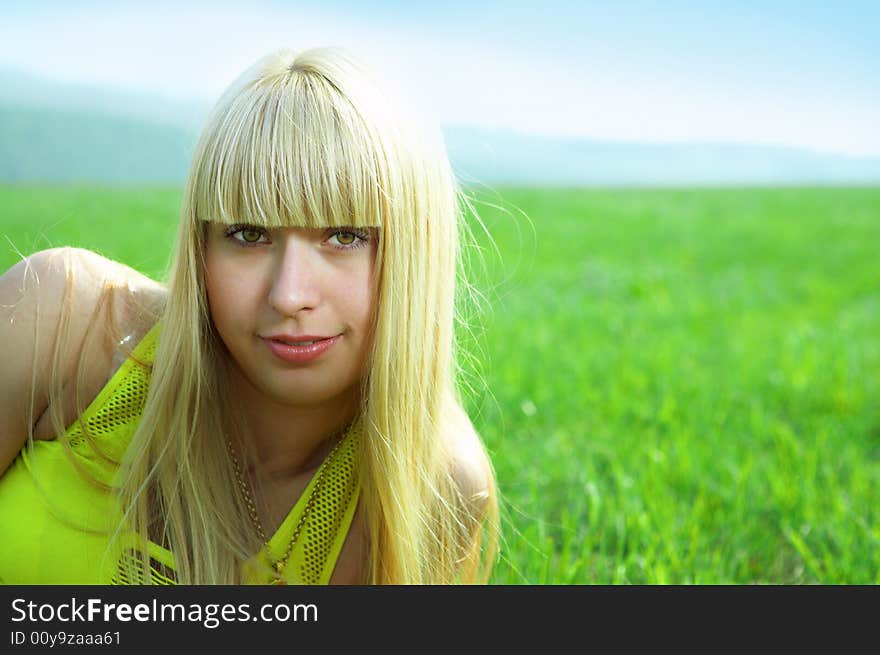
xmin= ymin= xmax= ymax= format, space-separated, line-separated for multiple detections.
xmin=224 ymin=364 xmax=361 ymax=482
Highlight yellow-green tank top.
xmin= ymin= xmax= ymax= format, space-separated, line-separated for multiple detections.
xmin=0 ymin=322 xmax=360 ymax=584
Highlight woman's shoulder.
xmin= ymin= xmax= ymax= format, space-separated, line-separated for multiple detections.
xmin=0 ymin=248 xmax=167 ymax=473
xmin=443 ymin=399 xmax=493 ymax=521
xmin=2 ymin=246 xmax=166 ymax=311
xmin=2 ymin=246 xmax=166 ymax=347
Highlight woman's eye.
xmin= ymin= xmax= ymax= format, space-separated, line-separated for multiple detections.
xmin=328 ymin=230 xmax=367 ymax=248
xmin=333 ymin=231 xmax=357 ymax=245
xmin=226 ymin=226 xmax=268 ymax=244
xmin=240 ymin=229 xmax=264 ymax=243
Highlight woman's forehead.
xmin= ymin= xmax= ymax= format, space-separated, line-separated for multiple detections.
xmin=188 ymin=83 xmax=389 ymax=231
xmin=202 ymin=221 xmax=379 ymax=231
xmin=191 ymin=178 xmax=382 ymax=229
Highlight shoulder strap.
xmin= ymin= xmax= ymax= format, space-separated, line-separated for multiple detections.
xmin=64 ymin=321 xmax=161 ymax=462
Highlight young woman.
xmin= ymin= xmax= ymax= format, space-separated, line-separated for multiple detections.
xmin=0 ymin=47 xmax=499 ymax=584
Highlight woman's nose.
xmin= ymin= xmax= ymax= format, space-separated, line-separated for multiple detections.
xmin=267 ymin=237 xmax=322 ymax=317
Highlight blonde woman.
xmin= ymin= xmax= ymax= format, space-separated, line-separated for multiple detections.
xmin=0 ymin=47 xmax=498 ymax=584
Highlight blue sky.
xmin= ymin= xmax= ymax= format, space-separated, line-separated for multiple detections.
xmin=2 ymin=0 xmax=878 ymax=156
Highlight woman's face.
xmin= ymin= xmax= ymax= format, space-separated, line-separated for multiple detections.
xmin=204 ymin=223 xmax=378 ymax=409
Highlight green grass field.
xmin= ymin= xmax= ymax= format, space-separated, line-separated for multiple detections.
xmin=2 ymin=184 xmax=878 ymax=584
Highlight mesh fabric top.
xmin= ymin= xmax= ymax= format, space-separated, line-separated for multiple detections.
xmin=0 ymin=322 xmax=361 ymax=584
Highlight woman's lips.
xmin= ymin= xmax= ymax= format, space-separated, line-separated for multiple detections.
xmin=262 ymin=335 xmax=340 ymax=363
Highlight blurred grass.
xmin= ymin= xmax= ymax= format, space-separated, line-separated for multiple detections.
xmin=1 ymin=183 xmax=878 ymax=583
xmin=0 ymin=185 xmax=180 ymax=279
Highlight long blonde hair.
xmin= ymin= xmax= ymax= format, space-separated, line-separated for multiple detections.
xmin=115 ymin=47 xmax=498 ymax=583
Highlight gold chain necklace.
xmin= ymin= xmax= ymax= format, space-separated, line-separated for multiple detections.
xmin=226 ymin=431 xmax=347 ymax=585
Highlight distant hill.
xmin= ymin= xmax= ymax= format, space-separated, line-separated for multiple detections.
xmin=443 ymin=126 xmax=880 ymax=187
xmin=2 ymin=70 xmax=879 ymax=186
xmin=0 ymin=105 xmax=195 ymax=184
xmin=0 ymin=69 xmax=209 ymax=129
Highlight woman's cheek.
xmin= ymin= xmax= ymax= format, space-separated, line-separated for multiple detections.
xmin=205 ymin=261 xmax=238 ymax=326
xmin=213 ymin=277 xmax=253 ymax=325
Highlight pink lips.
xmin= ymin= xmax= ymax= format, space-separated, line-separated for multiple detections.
xmin=262 ymin=334 xmax=340 ymax=363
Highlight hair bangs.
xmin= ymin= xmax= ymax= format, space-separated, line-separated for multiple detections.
xmin=192 ymin=70 xmax=387 ymax=231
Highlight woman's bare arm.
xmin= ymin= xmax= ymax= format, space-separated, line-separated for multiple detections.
xmin=0 ymin=247 xmax=165 ymax=477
